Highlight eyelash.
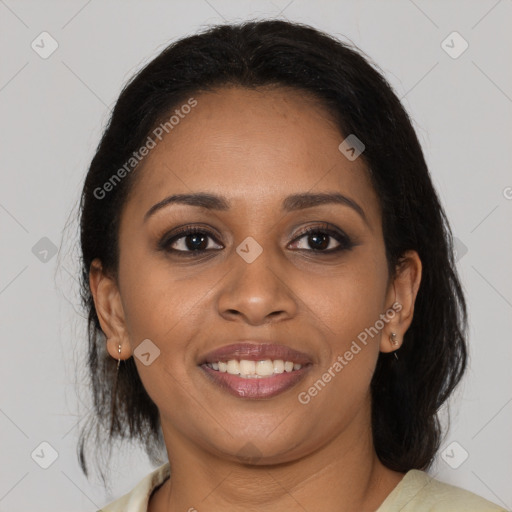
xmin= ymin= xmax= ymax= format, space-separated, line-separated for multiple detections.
xmin=158 ymin=223 xmax=354 ymax=258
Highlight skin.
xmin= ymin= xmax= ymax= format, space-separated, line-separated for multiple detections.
xmin=90 ymin=86 xmax=422 ymax=512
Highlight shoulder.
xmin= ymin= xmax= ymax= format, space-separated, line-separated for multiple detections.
xmin=97 ymin=462 xmax=171 ymax=512
xmin=377 ymin=469 xmax=507 ymax=512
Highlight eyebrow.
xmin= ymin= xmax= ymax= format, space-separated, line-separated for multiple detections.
xmin=144 ymin=192 xmax=368 ymax=225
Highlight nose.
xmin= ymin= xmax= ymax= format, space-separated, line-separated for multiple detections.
xmin=216 ymin=246 xmax=298 ymax=326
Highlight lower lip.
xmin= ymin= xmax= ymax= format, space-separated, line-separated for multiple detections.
xmin=199 ymin=364 xmax=311 ymax=399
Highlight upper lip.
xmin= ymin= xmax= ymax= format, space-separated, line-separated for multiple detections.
xmin=198 ymin=341 xmax=313 ymax=365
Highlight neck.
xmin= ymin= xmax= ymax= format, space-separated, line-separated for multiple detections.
xmin=150 ymin=414 xmax=404 ymax=512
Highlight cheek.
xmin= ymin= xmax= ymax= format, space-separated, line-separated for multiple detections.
xmin=117 ymin=255 xmax=210 ymax=409
xmin=299 ymin=252 xmax=389 ymax=404
xmin=295 ymin=263 xmax=388 ymax=426
xmin=117 ymin=244 xmax=229 ymax=380
xmin=116 ymin=241 xmax=198 ymax=351
xmin=304 ymin=257 xmax=389 ymax=343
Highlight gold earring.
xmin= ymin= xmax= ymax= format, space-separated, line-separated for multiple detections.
xmin=117 ymin=343 xmax=122 ymax=370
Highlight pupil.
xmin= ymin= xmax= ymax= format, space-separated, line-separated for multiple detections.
xmin=309 ymin=233 xmax=328 ymax=250
xmin=186 ymin=234 xmax=207 ymax=250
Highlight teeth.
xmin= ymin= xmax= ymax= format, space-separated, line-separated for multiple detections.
xmin=227 ymin=360 xmax=240 ymax=375
xmin=256 ymin=360 xmax=274 ymax=376
xmin=206 ymin=359 xmax=303 ymax=377
xmin=239 ymin=360 xmax=256 ymax=375
xmin=273 ymin=360 xmax=284 ymax=374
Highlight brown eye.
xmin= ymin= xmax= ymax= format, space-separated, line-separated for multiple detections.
xmin=289 ymin=223 xmax=354 ymax=253
xmin=159 ymin=227 xmax=223 ymax=256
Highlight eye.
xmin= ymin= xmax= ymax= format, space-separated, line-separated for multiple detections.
xmin=289 ymin=223 xmax=354 ymax=253
xmin=158 ymin=222 xmax=354 ymax=258
xmin=159 ymin=226 xmax=223 ymax=256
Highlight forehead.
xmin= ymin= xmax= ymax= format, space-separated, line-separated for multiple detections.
xmin=121 ymin=86 xmax=379 ymax=224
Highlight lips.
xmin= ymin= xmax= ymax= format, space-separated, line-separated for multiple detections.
xmin=198 ymin=342 xmax=313 ymax=399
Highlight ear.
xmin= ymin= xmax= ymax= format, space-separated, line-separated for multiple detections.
xmin=89 ymin=258 xmax=132 ymax=361
xmin=380 ymin=250 xmax=422 ymax=353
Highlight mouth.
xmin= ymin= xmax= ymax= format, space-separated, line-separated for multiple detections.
xmin=198 ymin=342 xmax=313 ymax=399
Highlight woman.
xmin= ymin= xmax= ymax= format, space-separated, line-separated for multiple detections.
xmin=77 ymin=19 xmax=505 ymax=511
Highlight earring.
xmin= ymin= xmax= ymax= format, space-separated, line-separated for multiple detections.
xmin=390 ymin=332 xmax=399 ymax=360
xmin=116 ymin=343 xmax=122 ymax=370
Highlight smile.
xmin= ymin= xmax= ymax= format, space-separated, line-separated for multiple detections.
xmin=205 ymin=358 xmax=303 ymax=378
xmin=199 ymin=359 xmax=312 ymax=399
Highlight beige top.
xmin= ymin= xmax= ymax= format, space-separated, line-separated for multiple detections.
xmin=97 ymin=462 xmax=507 ymax=512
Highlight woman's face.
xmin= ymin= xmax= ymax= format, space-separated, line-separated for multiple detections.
xmin=93 ymin=86 xmax=420 ymax=464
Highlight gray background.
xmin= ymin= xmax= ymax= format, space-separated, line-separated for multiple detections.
xmin=1 ymin=0 xmax=511 ymax=510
